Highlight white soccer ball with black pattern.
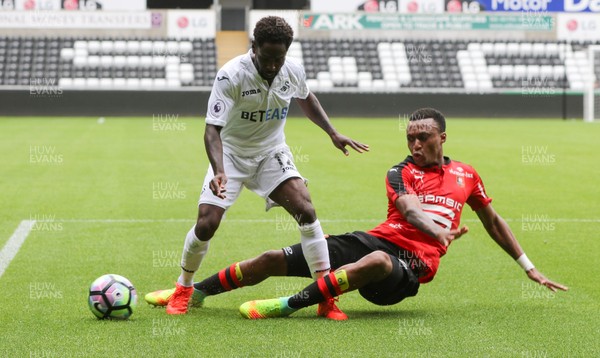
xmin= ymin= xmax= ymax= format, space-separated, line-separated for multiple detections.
xmin=88 ymin=274 xmax=138 ymax=320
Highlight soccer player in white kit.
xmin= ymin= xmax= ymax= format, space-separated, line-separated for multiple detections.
xmin=160 ymin=16 xmax=369 ymax=318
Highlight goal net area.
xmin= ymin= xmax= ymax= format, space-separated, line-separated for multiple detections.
xmin=584 ymin=46 xmax=600 ymax=123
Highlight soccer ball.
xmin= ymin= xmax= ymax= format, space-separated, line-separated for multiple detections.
xmin=88 ymin=274 xmax=138 ymax=320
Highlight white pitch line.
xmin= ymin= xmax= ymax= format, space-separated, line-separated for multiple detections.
xmin=32 ymin=218 xmax=600 ymax=223
xmin=0 ymin=220 xmax=36 ymax=279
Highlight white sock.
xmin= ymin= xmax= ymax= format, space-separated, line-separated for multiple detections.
xmin=298 ymin=219 xmax=330 ymax=279
xmin=177 ymin=225 xmax=210 ymax=287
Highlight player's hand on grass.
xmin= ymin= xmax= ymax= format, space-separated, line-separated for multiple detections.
xmin=330 ymin=132 xmax=370 ymax=156
xmin=210 ymin=173 xmax=228 ymax=199
xmin=437 ymin=226 xmax=469 ymax=246
xmin=526 ymin=268 xmax=569 ymax=292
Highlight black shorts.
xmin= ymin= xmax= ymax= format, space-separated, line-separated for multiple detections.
xmin=282 ymin=231 xmax=420 ymax=306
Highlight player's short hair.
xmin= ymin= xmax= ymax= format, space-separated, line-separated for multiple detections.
xmin=253 ymin=16 xmax=294 ymax=49
xmin=409 ymin=108 xmax=446 ymax=133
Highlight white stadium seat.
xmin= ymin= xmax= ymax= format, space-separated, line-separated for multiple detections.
xmin=100 ymin=56 xmax=114 ymax=68
xmin=331 ymin=72 xmax=344 ymax=86
xmin=88 ymin=41 xmax=101 ymax=54
xmin=74 ymin=48 xmax=88 ymax=58
xmin=519 ymin=43 xmax=533 ymax=56
xmin=99 ymin=78 xmax=113 ymax=88
xmin=527 ymin=65 xmax=541 ymax=78
xmin=316 ymin=72 xmax=331 ymax=81
xmin=166 ymin=41 xmax=179 ymax=55
xmin=398 ymin=72 xmax=411 ymax=85
xmin=501 ymin=65 xmax=514 ymax=79
xmin=60 ymin=48 xmax=75 ymax=60
xmin=506 ymin=43 xmax=520 ymax=56
xmin=114 ymin=41 xmax=127 ymax=54
xmin=493 ymin=42 xmax=507 ymax=55
xmin=152 ymin=41 xmax=166 ymax=55
xmin=358 ymin=72 xmax=372 ymax=81
xmin=73 ymin=56 xmax=87 ymax=67
xmin=126 ymin=41 xmax=140 ymax=54
xmin=59 ymin=78 xmax=73 ymax=88
xmin=153 ymin=78 xmax=167 ymax=88
xmin=385 ymin=79 xmax=400 ymax=89
xmin=358 ymin=79 xmax=372 ymax=89
xmin=488 ymin=65 xmax=501 ymax=77
xmin=100 ymin=41 xmax=114 ymax=54
xmin=126 ymin=56 xmax=140 ymax=68
xmin=318 ymin=79 xmax=333 ymax=90
xmin=165 ymin=63 xmax=179 ymax=74
xmin=180 ymin=63 xmax=194 ymax=74
xmin=514 ymin=65 xmax=527 ymax=78
xmin=371 ymin=79 xmax=386 ymax=90
xmin=383 ymin=71 xmax=397 ymax=80
xmin=113 ymin=78 xmax=127 ymax=88
xmin=481 ymin=43 xmax=494 ymax=55
xmin=345 ymin=72 xmax=358 ymax=86
xmin=140 ymin=56 xmax=153 ymax=67
xmin=178 ymin=41 xmax=193 ymax=54
xmin=166 ymin=79 xmax=181 ymax=88
xmin=140 ymin=78 xmax=153 ymax=88
xmin=126 ymin=78 xmax=140 ymax=89
xmin=467 ymin=43 xmax=481 ymax=51
xmin=140 ymin=41 xmax=153 ymax=54
xmin=377 ymin=42 xmax=391 ymax=52
xmin=306 ymin=79 xmax=319 ymax=90
xmin=464 ymin=80 xmax=479 ymax=90
xmin=553 ymin=66 xmax=565 ymax=79
xmin=86 ymin=78 xmax=100 ymax=88
xmin=73 ymin=78 xmax=86 ymax=88
xmin=74 ymin=41 xmax=87 ymax=51
xmin=532 ymin=43 xmax=545 ymax=56
xmin=113 ymin=56 xmax=127 ymax=67
xmin=540 ymin=65 xmax=554 ymax=78
xmin=87 ymin=56 xmax=100 ymax=67
xmin=180 ymin=72 xmax=194 ymax=85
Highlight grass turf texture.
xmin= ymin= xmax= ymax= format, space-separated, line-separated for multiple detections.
xmin=0 ymin=117 xmax=598 ymax=357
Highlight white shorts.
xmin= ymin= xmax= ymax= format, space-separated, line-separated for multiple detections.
xmin=199 ymin=144 xmax=303 ymax=210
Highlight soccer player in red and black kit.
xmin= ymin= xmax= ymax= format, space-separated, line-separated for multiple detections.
xmin=145 ymin=107 xmax=567 ymax=320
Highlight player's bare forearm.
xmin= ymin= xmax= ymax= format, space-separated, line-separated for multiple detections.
xmin=396 ymin=195 xmax=445 ymax=242
xmin=476 ymin=205 xmax=524 ymax=260
xmin=204 ymin=124 xmax=225 ymax=174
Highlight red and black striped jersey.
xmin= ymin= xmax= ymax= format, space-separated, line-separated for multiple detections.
xmin=367 ymin=155 xmax=492 ymax=283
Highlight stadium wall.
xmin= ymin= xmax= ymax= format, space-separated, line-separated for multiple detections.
xmin=0 ymin=90 xmax=582 ymax=119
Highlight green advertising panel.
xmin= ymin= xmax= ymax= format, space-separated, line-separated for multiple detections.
xmin=302 ymin=13 xmax=554 ymax=31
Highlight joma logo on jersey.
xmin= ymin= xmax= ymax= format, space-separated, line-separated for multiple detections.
xmin=241 ymin=88 xmax=261 ymax=97
xmin=241 ymin=107 xmax=288 ymax=122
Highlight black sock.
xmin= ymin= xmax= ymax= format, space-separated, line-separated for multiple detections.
xmin=193 ymin=262 xmax=244 ymax=295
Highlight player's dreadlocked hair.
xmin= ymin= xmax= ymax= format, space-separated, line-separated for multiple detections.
xmin=409 ymin=108 xmax=446 ymax=133
xmin=253 ymin=16 xmax=294 ymax=49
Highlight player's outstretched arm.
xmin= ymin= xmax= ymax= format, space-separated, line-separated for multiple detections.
xmin=295 ymin=93 xmax=369 ymax=156
xmin=475 ymin=204 xmax=568 ymax=292
xmin=204 ymin=124 xmax=227 ymax=199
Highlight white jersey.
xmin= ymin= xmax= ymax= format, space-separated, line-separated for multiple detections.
xmin=205 ymin=50 xmax=310 ymax=157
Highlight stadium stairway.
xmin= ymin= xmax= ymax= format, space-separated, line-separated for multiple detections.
xmin=215 ymin=31 xmax=249 ymax=68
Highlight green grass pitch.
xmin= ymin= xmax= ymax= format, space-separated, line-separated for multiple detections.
xmin=0 ymin=116 xmax=598 ymax=357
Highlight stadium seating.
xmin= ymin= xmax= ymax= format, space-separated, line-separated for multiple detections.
xmin=298 ymin=38 xmax=599 ymax=92
xmin=0 ymin=36 xmax=217 ymax=89
xmin=1 ymin=36 xmax=598 ymax=92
